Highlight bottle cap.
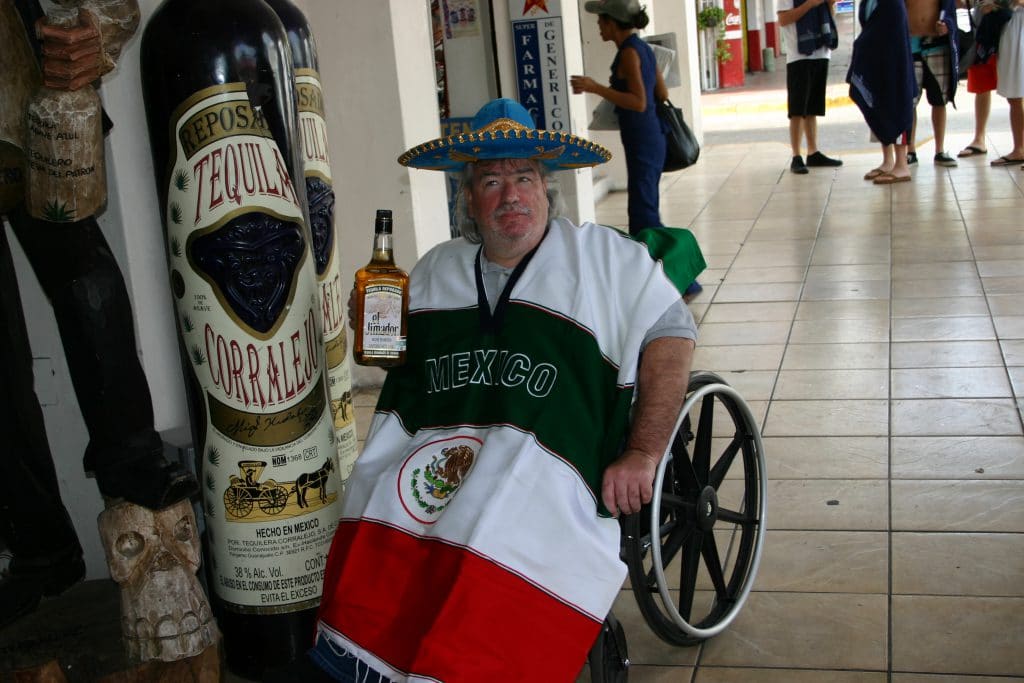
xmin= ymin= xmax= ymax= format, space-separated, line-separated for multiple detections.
xmin=375 ymin=209 xmax=393 ymax=234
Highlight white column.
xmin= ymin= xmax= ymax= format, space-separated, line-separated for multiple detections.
xmin=652 ymin=0 xmax=705 ymax=137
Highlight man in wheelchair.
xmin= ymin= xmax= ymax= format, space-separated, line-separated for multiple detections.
xmin=301 ymin=99 xmax=698 ymax=682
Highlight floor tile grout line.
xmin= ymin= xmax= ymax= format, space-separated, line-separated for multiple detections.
xmin=887 ymin=168 xmax=895 ymax=683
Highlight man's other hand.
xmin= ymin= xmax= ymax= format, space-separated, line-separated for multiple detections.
xmin=601 ymin=448 xmax=661 ymax=517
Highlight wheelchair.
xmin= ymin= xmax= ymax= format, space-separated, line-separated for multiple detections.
xmin=587 ymin=371 xmax=768 ymax=682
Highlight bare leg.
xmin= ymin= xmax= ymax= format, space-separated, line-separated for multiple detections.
xmin=1008 ymin=97 xmax=1024 ymax=158
xmin=909 ymin=108 xmax=917 ymax=155
xmin=789 ymin=116 xmax=804 ymax=157
xmin=805 ymin=115 xmax=819 ymax=156
xmin=932 ymin=105 xmax=948 ymax=155
xmin=882 ymin=144 xmax=895 ymax=172
xmin=892 ymin=144 xmax=911 ymax=177
xmin=964 ymin=90 xmax=991 ymax=151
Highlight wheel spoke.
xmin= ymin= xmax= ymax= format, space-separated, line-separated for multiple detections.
xmin=717 ymin=506 xmax=756 ymax=526
xmin=701 ymin=533 xmax=728 ymax=599
xmin=693 ymin=394 xmax=715 ymax=483
xmin=661 ymin=493 xmax=696 ymax=516
xmin=644 ymin=516 xmax=694 ymax=588
xmin=708 ymin=434 xmax=743 ymax=489
xmin=673 ymin=432 xmax=702 ymax=493
xmin=677 ymin=528 xmax=704 ymax=621
xmin=660 ymin=517 xmax=697 ymax=568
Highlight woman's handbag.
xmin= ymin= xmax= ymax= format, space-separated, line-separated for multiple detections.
xmin=657 ymin=99 xmax=699 ymax=172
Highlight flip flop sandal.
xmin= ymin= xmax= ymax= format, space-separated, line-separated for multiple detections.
xmin=863 ymin=168 xmax=887 ymax=180
xmin=873 ymin=172 xmax=911 ymax=185
xmin=990 ymin=156 xmax=1024 ymax=167
xmin=957 ymin=146 xmax=987 ymax=157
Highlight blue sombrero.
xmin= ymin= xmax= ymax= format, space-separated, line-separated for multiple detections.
xmin=397 ymin=98 xmax=611 ymax=171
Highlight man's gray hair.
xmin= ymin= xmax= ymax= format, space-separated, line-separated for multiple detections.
xmin=452 ymin=162 xmax=565 ymax=243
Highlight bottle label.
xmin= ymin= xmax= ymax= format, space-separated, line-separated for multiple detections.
xmin=361 ymin=284 xmax=407 ymax=357
xmin=25 ymin=88 xmax=105 ymax=222
xmin=295 ymin=70 xmax=331 ymax=182
xmin=295 ymin=69 xmax=358 ymax=487
xmin=165 ymin=82 xmax=341 ymax=614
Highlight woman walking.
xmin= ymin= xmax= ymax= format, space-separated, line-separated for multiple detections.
xmin=571 ymin=1 xmax=703 ymax=298
xmin=570 ymin=0 xmax=667 ymax=235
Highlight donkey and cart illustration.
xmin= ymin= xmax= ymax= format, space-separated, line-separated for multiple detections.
xmin=222 ymin=458 xmax=335 ymax=519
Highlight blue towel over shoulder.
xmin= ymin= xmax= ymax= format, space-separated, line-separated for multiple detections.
xmin=846 ymin=0 xmax=915 ymax=144
xmin=795 ymin=0 xmax=839 ymax=55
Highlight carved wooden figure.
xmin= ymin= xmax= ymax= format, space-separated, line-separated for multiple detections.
xmin=98 ymin=500 xmax=219 ymax=663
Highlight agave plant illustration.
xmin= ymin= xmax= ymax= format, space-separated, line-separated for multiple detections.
xmin=190 ymin=344 xmax=206 ymax=366
xmin=173 ymin=169 xmax=190 ymax=192
xmin=206 ymin=473 xmax=216 ymax=492
xmin=170 ymin=235 xmax=182 ymax=256
xmin=170 ymin=204 xmax=183 ymax=226
xmin=41 ymin=199 xmax=75 ymax=222
xmin=208 ymin=446 xmax=221 ymax=466
xmin=205 ymin=499 xmax=215 ymax=520
xmin=181 ymin=314 xmax=194 ymax=332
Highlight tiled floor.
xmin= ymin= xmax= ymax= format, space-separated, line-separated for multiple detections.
xmin=575 ymin=134 xmax=1024 ymax=680
xmin=348 ymin=135 xmax=1024 ymax=681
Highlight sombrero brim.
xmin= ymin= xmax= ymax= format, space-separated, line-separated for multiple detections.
xmin=397 ymin=117 xmax=611 ymax=171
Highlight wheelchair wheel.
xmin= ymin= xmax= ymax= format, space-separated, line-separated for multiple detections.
xmin=622 ymin=371 xmax=766 ymax=646
xmin=587 ymin=612 xmax=629 ymax=683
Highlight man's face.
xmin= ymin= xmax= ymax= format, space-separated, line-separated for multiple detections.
xmin=466 ymin=159 xmax=550 ymax=267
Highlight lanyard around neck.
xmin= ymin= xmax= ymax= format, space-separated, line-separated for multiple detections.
xmin=473 ymin=236 xmax=544 ymax=334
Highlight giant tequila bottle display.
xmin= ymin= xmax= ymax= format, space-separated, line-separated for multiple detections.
xmin=264 ymin=0 xmax=359 ymax=490
xmin=140 ymin=0 xmax=341 ymax=676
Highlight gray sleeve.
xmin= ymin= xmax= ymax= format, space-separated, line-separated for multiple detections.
xmin=641 ymin=299 xmax=697 ymax=349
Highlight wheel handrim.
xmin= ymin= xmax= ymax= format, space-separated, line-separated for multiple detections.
xmin=648 ymin=382 xmax=767 ymax=640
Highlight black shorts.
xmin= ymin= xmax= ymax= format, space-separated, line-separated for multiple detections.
xmin=787 ymin=58 xmax=829 ymax=118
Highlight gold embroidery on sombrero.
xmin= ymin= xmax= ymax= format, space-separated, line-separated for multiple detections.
xmin=449 ymin=149 xmax=479 ymax=162
xmin=533 ymin=145 xmax=566 ymax=160
xmin=395 ymin=100 xmax=613 ymax=168
xmin=478 ymin=117 xmax=531 ymax=134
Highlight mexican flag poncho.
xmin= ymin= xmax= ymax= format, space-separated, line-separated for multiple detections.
xmin=316 ymin=219 xmax=696 ymax=682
